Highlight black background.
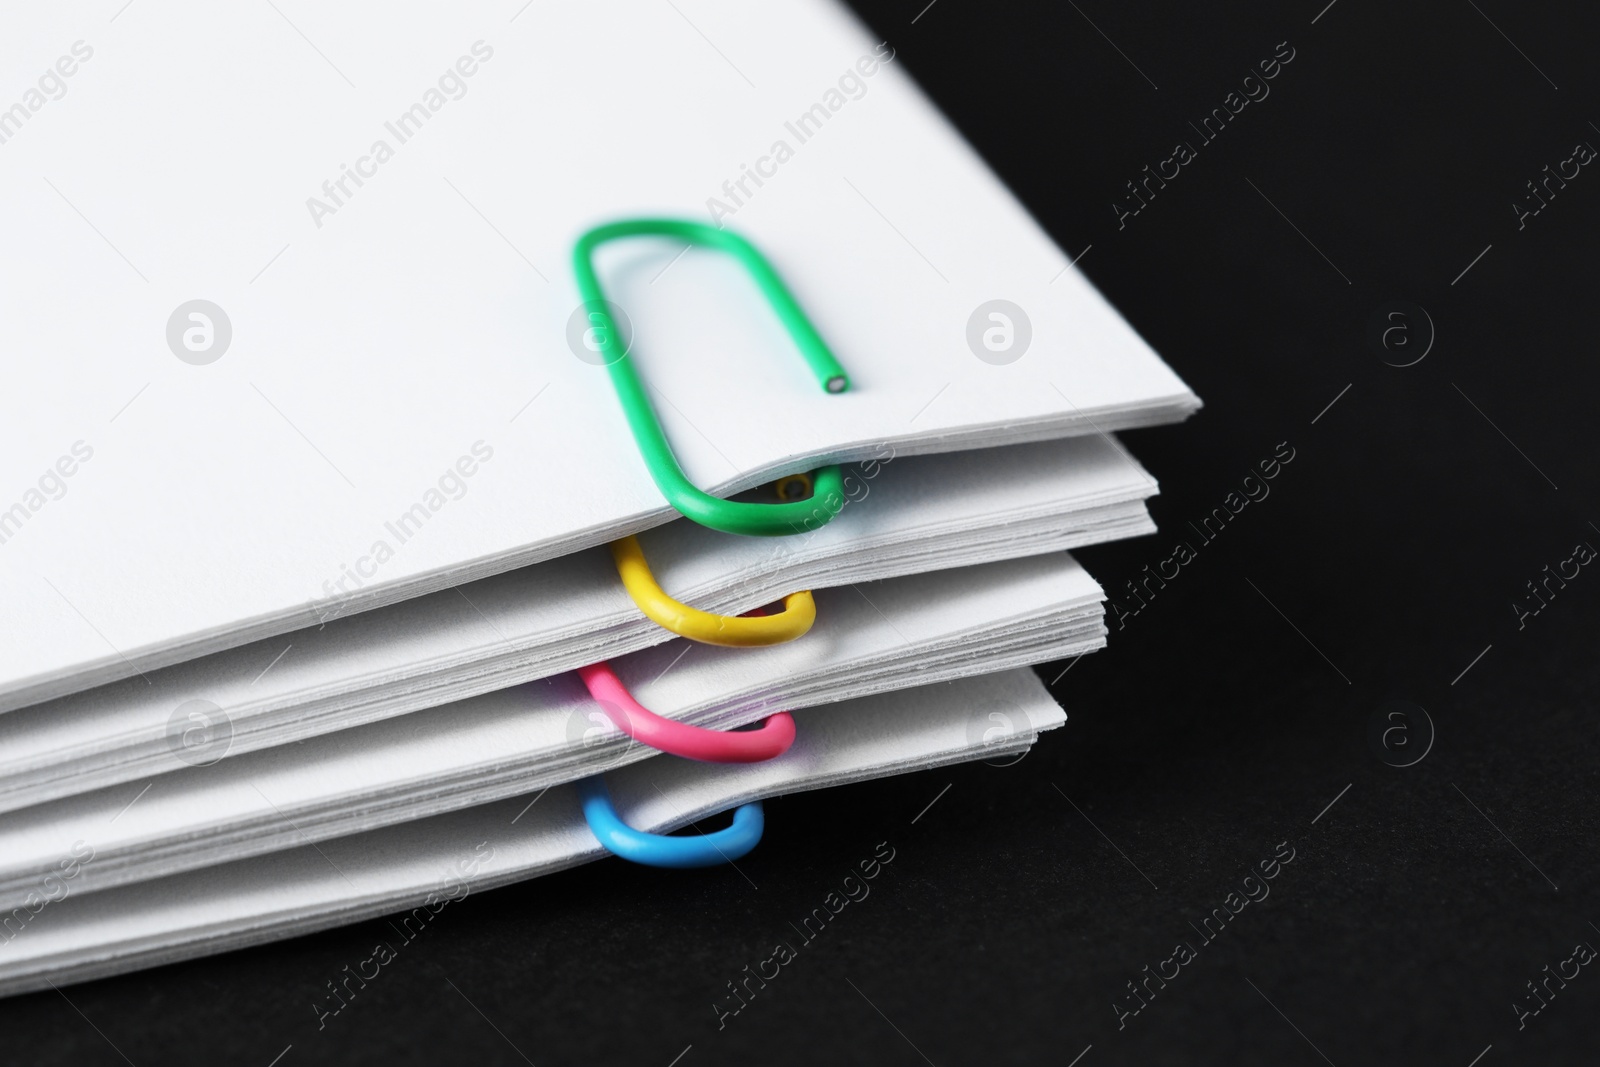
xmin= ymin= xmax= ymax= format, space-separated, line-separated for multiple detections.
xmin=13 ymin=1 xmax=1600 ymax=1063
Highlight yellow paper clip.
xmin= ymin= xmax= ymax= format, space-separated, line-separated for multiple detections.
xmin=610 ymin=534 xmax=814 ymax=647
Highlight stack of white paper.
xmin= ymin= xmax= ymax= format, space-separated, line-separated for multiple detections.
xmin=0 ymin=437 xmax=1150 ymax=809
xmin=0 ymin=553 xmax=1102 ymax=905
xmin=0 ymin=0 xmax=1196 ymax=991
xmin=0 ymin=670 xmax=1063 ymax=996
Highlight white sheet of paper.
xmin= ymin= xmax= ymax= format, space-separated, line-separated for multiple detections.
xmin=0 ymin=668 xmax=1061 ymax=996
xmin=0 ymin=553 xmax=1096 ymax=904
xmin=0 ymin=0 xmax=1195 ymax=703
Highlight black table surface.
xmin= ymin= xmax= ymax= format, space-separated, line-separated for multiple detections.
xmin=12 ymin=1 xmax=1600 ymax=1063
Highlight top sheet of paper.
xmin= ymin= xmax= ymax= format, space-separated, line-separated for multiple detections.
xmin=0 ymin=0 xmax=1195 ymax=697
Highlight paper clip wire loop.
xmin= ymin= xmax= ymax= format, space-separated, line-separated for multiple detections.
xmin=578 ymin=660 xmax=796 ymax=763
xmin=572 ymin=218 xmax=851 ymax=537
xmin=577 ymin=775 xmax=764 ymax=869
xmin=611 ymin=535 xmax=814 ymax=646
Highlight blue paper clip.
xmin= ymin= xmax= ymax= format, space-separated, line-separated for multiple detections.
xmin=577 ymin=776 xmax=764 ymax=869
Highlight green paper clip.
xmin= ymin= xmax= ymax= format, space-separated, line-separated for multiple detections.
xmin=571 ymin=219 xmax=851 ymax=537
